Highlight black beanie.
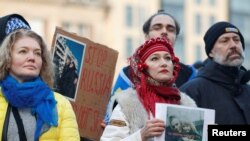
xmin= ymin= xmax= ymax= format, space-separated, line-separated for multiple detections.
xmin=0 ymin=14 xmax=31 ymax=44
xmin=204 ymin=21 xmax=245 ymax=57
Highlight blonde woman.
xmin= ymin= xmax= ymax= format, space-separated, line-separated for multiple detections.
xmin=0 ymin=29 xmax=80 ymax=141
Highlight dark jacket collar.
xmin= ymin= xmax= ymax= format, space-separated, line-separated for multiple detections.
xmin=197 ymin=59 xmax=244 ymax=85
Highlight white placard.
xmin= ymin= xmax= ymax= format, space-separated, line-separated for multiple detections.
xmin=155 ymin=103 xmax=215 ymax=141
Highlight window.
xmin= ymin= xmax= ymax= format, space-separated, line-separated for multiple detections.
xmin=174 ymin=37 xmax=185 ymax=62
xmin=138 ymin=7 xmax=146 ymax=27
xmin=78 ymin=24 xmax=85 ymax=36
xmin=125 ymin=5 xmax=133 ymax=27
xmin=242 ymin=42 xmax=250 ymax=69
xmin=62 ymin=22 xmax=71 ymax=31
xmin=125 ymin=37 xmax=133 ymax=57
xmin=209 ymin=0 xmax=215 ymax=6
xmin=195 ymin=14 xmax=201 ymax=34
xmin=209 ymin=15 xmax=215 ymax=26
xmin=195 ymin=44 xmax=202 ymax=61
xmin=196 ymin=0 xmax=202 ymax=4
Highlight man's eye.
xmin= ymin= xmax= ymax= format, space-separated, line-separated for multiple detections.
xmin=152 ymin=25 xmax=162 ymax=30
xmin=220 ymin=39 xmax=228 ymax=43
xmin=167 ymin=27 xmax=176 ymax=33
xmin=153 ymin=27 xmax=161 ymax=30
xmin=234 ymin=38 xmax=240 ymax=42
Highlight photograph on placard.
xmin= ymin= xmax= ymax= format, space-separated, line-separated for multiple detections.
xmin=52 ymin=34 xmax=86 ymax=101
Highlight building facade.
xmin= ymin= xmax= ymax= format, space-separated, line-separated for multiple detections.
xmin=1 ymin=0 xmax=249 ymax=80
xmin=0 ymin=0 xmax=160 ymax=80
xmin=229 ymin=0 xmax=250 ymax=69
xmin=161 ymin=0 xmax=249 ymax=69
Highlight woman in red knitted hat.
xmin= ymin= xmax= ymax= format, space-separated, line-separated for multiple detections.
xmin=100 ymin=37 xmax=197 ymax=141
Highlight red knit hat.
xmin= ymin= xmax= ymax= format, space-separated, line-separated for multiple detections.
xmin=140 ymin=42 xmax=170 ymax=62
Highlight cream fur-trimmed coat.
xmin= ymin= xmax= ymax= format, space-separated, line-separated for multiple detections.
xmin=101 ymin=88 xmax=197 ymax=141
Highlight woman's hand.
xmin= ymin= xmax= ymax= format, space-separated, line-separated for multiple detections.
xmin=100 ymin=119 xmax=106 ymax=129
xmin=140 ymin=119 xmax=165 ymax=141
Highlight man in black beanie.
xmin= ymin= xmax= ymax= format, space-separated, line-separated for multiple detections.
xmin=0 ymin=13 xmax=31 ymax=44
xmin=203 ymin=21 xmax=245 ymax=58
xmin=180 ymin=21 xmax=250 ymax=125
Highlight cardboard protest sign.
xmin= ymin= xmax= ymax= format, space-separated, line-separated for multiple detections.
xmin=51 ymin=27 xmax=118 ymax=140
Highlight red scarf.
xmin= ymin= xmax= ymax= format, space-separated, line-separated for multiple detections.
xmin=135 ymin=74 xmax=181 ymax=117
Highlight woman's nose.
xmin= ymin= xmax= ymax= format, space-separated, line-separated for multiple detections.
xmin=27 ymin=52 xmax=35 ymax=60
xmin=161 ymin=59 xmax=168 ymax=67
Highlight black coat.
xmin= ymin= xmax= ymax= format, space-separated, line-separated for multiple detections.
xmin=180 ymin=59 xmax=250 ymax=124
xmin=176 ymin=63 xmax=194 ymax=88
xmin=59 ymin=65 xmax=78 ymax=99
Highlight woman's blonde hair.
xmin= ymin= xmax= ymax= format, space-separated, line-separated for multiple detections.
xmin=0 ymin=29 xmax=54 ymax=87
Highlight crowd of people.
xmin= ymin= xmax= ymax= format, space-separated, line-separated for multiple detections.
xmin=102 ymin=9 xmax=250 ymax=141
xmin=0 ymin=9 xmax=249 ymax=141
xmin=104 ymin=9 xmax=197 ymax=125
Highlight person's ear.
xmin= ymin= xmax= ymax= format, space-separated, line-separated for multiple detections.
xmin=6 ymin=64 xmax=10 ymax=71
xmin=209 ymin=52 xmax=214 ymax=58
xmin=144 ymin=34 xmax=149 ymax=40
